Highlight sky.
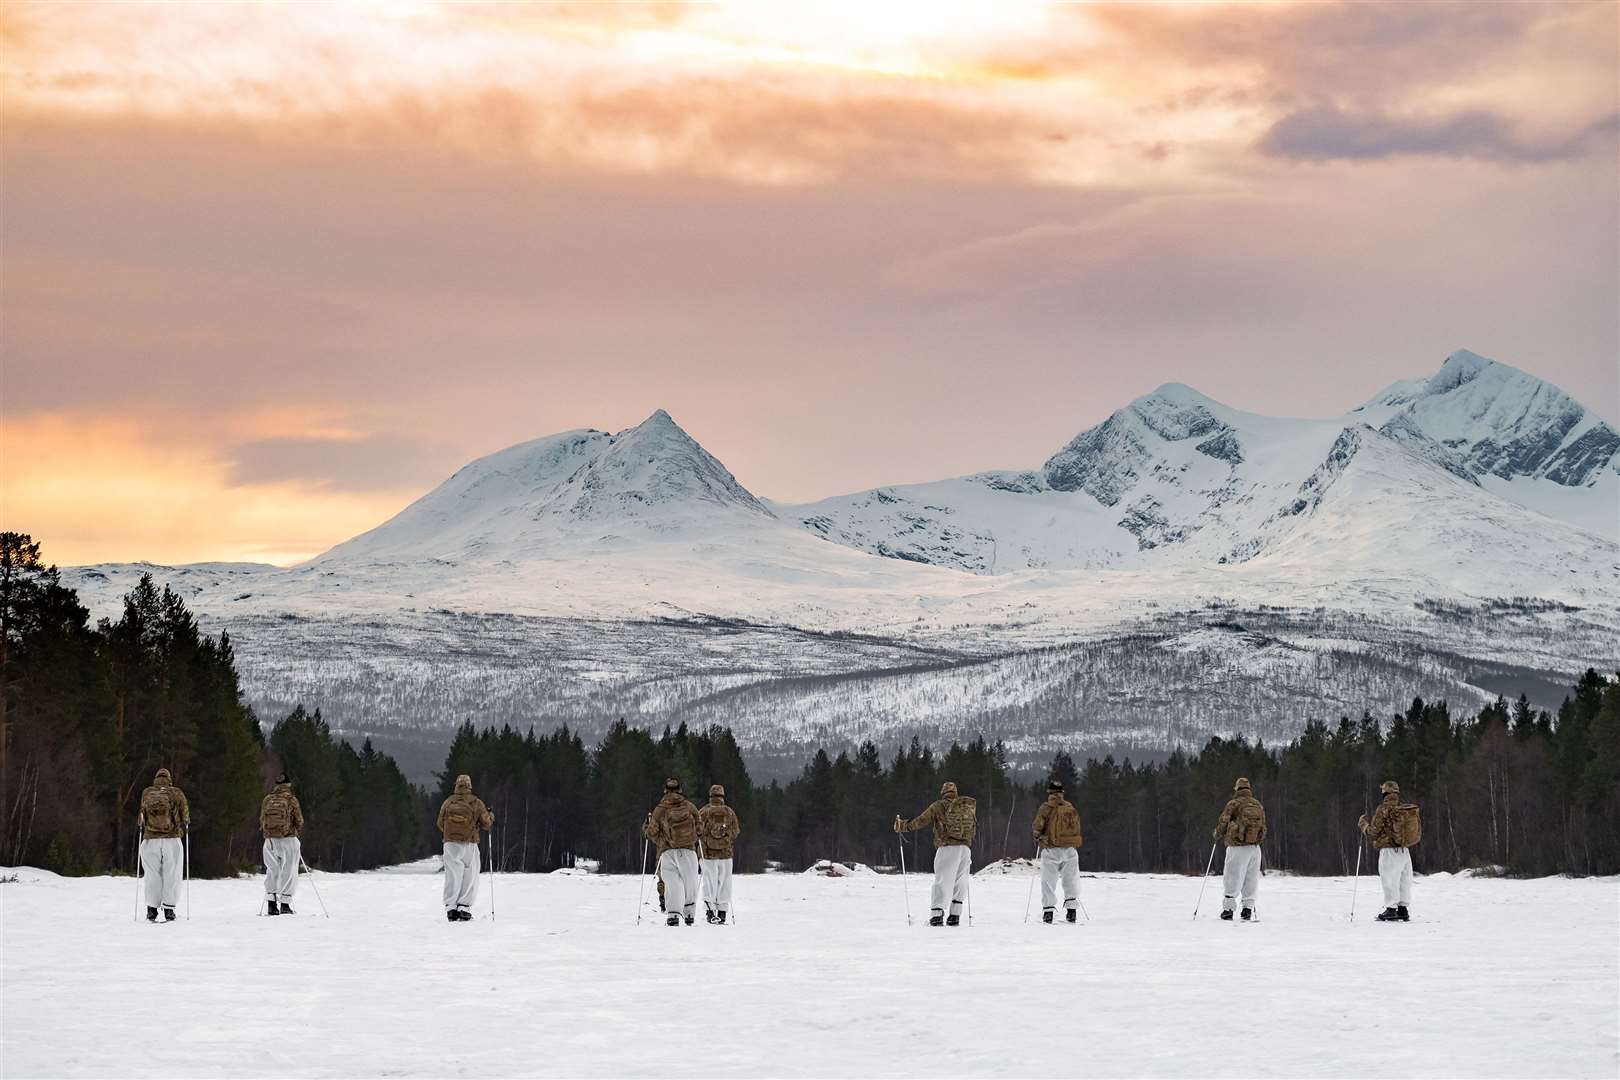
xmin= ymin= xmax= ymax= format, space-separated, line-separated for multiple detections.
xmin=3 ymin=0 xmax=1616 ymax=567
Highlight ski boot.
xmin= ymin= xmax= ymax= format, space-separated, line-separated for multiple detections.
xmin=1042 ymin=910 xmax=1054 ymax=924
xmin=946 ymin=914 xmax=960 ymax=926
xmin=1375 ymin=906 xmax=1401 ymax=922
xmin=456 ymin=907 xmax=473 ymax=921
xmin=716 ymin=911 xmax=727 ymax=925
xmin=928 ymin=913 xmax=944 ymax=927
xmin=1241 ymin=908 xmax=1253 ymax=922
xmin=446 ymin=909 xmax=459 ymax=922
xmin=706 ymin=910 xmax=717 ymax=924
xmin=163 ymin=906 xmax=177 ymax=922
xmin=279 ymin=902 xmax=295 ymax=916
xmin=266 ymin=899 xmax=280 ymax=916
xmin=1397 ymin=905 xmax=1410 ymax=921
xmin=684 ymin=914 xmax=695 ymax=926
xmin=1066 ymin=909 xmax=1078 ymax=924
xmin=1219 ymin=909 xmax=1234 ymax=921
xmin=146 ymin=906 xmax=159 ymax=923
xmin=666 ymin=914 xmax=680 ymax=927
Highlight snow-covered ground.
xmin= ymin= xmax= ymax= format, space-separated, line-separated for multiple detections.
xmin=3 ymin=866 xmax=1615 ymax=1078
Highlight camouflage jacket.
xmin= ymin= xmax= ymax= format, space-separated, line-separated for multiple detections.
xmin=643 ymin=792 xmax=700 ymax=855
xmin=899 ymin=797 xmax=962 ymax=848
xmin=437 ymin=778 xmax=494 ymax=844
xmin=1032 ymin=794 xmax=1083 ymax=849
xmin=137 ymin=783 xmax=191 ymax=840
xmin=259 ymin=783 xmax=305 ymax=839
xmin=1362 ymin=793 xmax=1401 ymax=849
xmin=696 ymin=800 xmax=741 ymax=859
xmin=1216 ymin=793 xmax=1267 ymax=847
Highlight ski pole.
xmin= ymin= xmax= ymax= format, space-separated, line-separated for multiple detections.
xmin=1077 ymin=894 xmax=1091 ymax=922
xmin=1192 ymin=842 xmax=1217 ymax=920
xmin=964 ymin=858 xmax=973 ymax=927
xmin=133 ymin=827 xmax=143 ymax=922
xmin=897 ymin=824 xmax=912 ymax=926
xmin=184 ymin=825 xmax=192 ymax=921
xmin=487 ymin=830 xmax=496 ymax=922
xmin=1024 ymin=844 xmax=1039 ymax=924
xmin=1348 ymin=839 xmax=1363 ymax=922
xmin=300 ymin=854 xmax=330 ymax=918
xmin=635 ymin=833 xmax=650 ymax=925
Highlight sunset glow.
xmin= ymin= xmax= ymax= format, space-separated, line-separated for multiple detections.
xmin=3 ymin=1 xmax=1615 ymax=565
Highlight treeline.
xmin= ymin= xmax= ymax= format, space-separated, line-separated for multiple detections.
xmin=445 ymin=675 xmax=1620 ymax=878
xmin=0 ymin=533 xmax=417 ymax=876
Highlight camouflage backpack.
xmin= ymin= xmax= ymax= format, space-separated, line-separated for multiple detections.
xmin=1235 ymin=800 xmax=1266 ymax=845
xmin=262 ymin=791 xmax=294 ymax=834
xmin=941 ymin=796 xmax=977 ymax=844
xmin=702 ymin=810 xmax=731 ymax=845
xmin=664 ymin=802 xmax=697 ymax=847
xmin=1392 ymin=804 xmax=1422 ymax=847
xmin=441 ymin=796 xmax=475 ymax=835
xmin=1049 ymin=802 xmax=1082 ymax=847
xmin=141 ymin=787 xmax=176 ymax=833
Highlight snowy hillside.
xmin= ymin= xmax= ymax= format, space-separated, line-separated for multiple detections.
xmin=58 ymin=350 xmax=1619 ymax=776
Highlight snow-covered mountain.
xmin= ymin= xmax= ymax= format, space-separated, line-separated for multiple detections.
xmin=779 ymin=350 xmax=1616 ymax=574
xmin=59 ymin=349 xmax=1618 ymax=779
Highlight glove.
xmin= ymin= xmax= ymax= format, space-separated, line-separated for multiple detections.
xmin=892 ymin=815 xmax=904 ymax=833
xmin=1357 ymin=814 xmax=1368 ymax=832
xmin=1211 ymin=827 xmax=1220 ymax=841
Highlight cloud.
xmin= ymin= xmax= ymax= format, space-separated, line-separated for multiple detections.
xmin=225 ymin=435 xmax=454 ymax=492
xmin=1260 ymin=103 xmax=1619 ymax=163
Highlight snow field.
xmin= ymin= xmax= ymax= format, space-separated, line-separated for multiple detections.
xmin=2 ymin=867 xmax=1615 ymax=1078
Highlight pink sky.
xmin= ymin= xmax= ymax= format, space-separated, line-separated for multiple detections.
xmin=3 ymin=1 xmax=1616 ymax=566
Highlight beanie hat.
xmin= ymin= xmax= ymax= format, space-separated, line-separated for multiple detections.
xmin=1380 ymin=780 xmax=1400 ymax=795
xmin=275 ymin=773 xmax=289 ymax=785
xmin=154 ymin=768 xmax=171 ymax=785
xmin=454 ymin=773 xmax=472 ymax=792
xmin=665 ymin=777 xmax=682 ymax=792
xmin=940 ymin=781 xmax=958 ymax=798
xmin=1234 ymin=777 xmax=1251 ymax=792
xmin=1047 ymin=779 xmax=1064 ymax=793
xmin=709 ymin=784 xmax=725 ymax=798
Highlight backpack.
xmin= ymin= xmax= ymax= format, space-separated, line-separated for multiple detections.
xmin=141 ymin=787 xmax=175 ymax=833
xmin=1048 ymin=802 xmax=1082 ymax=847
xmin=1392 ymin=804 xmax=1422 ymax=847
xmin=262 ymin=791 xmax=293 ymax=833
xmin=664 ymin=802 xmax=697 ymax=847
xmin=702 ymin=811 xmax=731 ymax=844
xmin=442 ymin=797 xmax=475 ymax=835
xmin=941 ymin=796 xmax=976 ymax=844
xmin=1236 ymin=800 xmax=1266 ymax=845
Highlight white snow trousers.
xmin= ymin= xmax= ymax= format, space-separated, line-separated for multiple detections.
xmin=701 ymin=857 xmax=733 ymax=914
xmin=930 ymin=844 xmax=971 ymax=917
xmin=659 ymin=849 xmax=700 ymax=917
xmin=1378 ymin=847 xmax=1413 ymax=907
xmin=1221 ymin=844 xmax=1262 ymax=912
xmin=1039 ymin=846 xmax=1080 ymax=912
xmin=140 ymin=837 xmax=183 ymax=908
xmin=263 ymin=836 xmax=300 ymax=901
xmin=442 ymin=841 xmax=480 ymax=913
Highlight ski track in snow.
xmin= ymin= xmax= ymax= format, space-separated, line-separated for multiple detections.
xmin=3 ymin=868 xmax=1615 ymax=1078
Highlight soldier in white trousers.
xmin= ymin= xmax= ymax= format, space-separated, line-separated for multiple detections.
xmin=436 ymin=774 xmax=494 ymax=922
xmin=1031 ymin=779 xmax=1083 ymax=923
xmin=136 ymin=768 xmax=189 ymax=922
xmin=896 ymin=781 xmax=977 ymax=926
xmin=1360 ymin=779 xmax=1414 ymax=921
xmin=696 ymin=784 xmax=741 ymax=924
xmin=259 ymin=775 xmax=305 ymax=916
xmin=1214 ymin=777 xmax=1267 ymax=921
xmin=644 ymin=778 xmax=702 ymax=926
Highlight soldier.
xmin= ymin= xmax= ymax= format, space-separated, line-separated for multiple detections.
xmin=894 ymin=780 xmax=976 ymax=927
xmin=697 ymin=784 xmax=741 ymax=924
xmin=1359 ymin=780 xmax=1413 ymax=922
xmin=436 ymin=773 xmax=494 ymax=922
xmin=259 ymin=774 xmax=305 ymax=916
xmin=1214 ymin=777 xmax=1266 ymax=922
xmin=644 ymin=778 xmax=701 ymax=926
xmin=1031 ymin=778 xmax=1083 ymax=923
xmin=136 ymin=767 xmax=190 ymax=923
